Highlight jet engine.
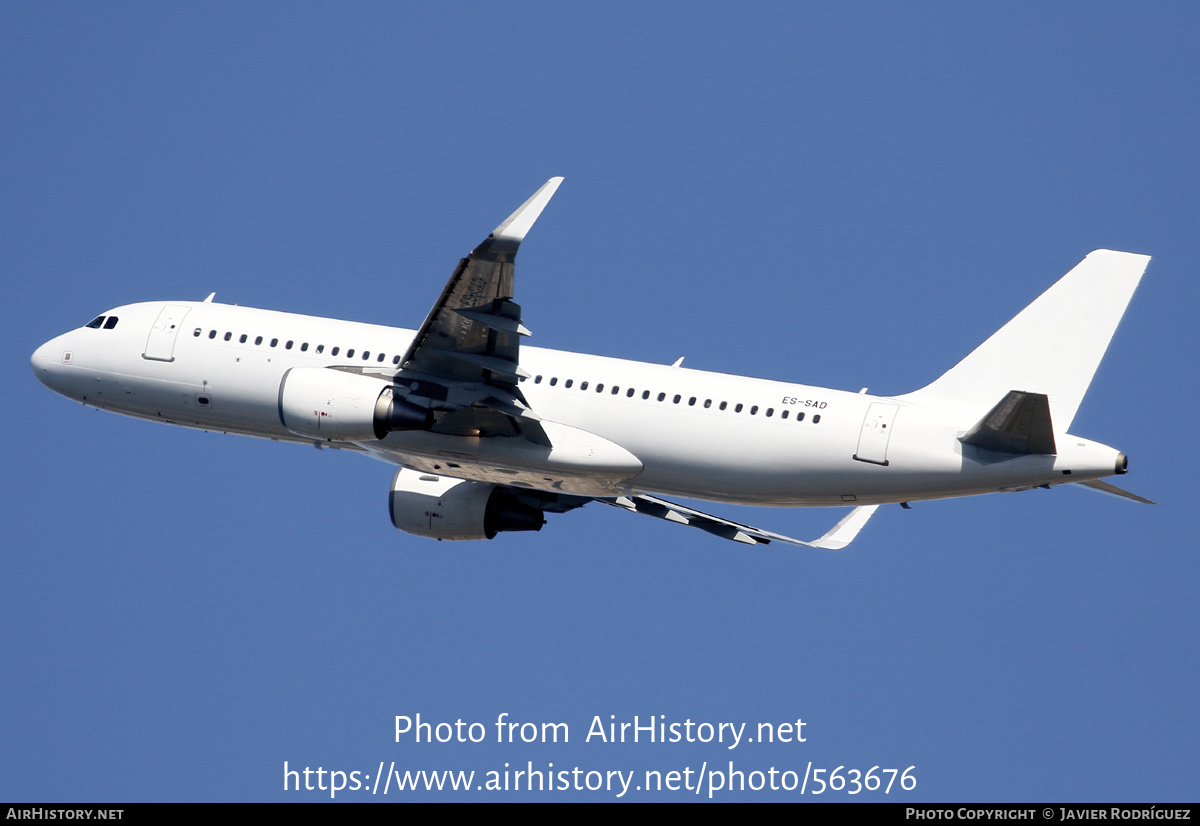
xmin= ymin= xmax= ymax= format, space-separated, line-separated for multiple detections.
xmin=278 ymin=367 xmax=430 ymax=441
xmin=389 ymin=468 xmax=545 ymax=540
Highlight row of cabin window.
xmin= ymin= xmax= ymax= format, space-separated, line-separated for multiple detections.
xmin=188 ymin=326 xmax=819 ymax=423
xmin=194 ymin=328 xmax=402 ymax=364
xmin=525 ymin=374 xmax=822 ymax=423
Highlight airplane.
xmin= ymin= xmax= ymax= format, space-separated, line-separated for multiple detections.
xmin=29 ymin=178 xmax=1155 ymax=549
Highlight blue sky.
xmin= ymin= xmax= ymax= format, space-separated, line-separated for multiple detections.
xmin=3 ymin=3 xmax=1197 ymax=801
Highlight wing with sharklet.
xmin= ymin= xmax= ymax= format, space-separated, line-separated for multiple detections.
xmin=393 ymin=178 xmax=563 ymax=445
xmin=603 ymin=494 xmax=879 ymax=549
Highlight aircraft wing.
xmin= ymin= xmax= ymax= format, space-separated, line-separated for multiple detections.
xmin=399 ymin=177 xmax=560 ymax=383
xmin=394 ymin=178 xmax=564 ymax=444
xmin=602 ymin=494 xmax=878 ymax=549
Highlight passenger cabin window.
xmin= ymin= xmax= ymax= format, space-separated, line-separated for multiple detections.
xmin=813 ymin=414 xmax=822 ymax=424
xmin=224 ymin=332 xmax=232 ymax=341
xmin=316 ymin=345 xmax=325 ymax=354
xmin=392 ymin=355 xmax=400 ymax=365
xmin=331 ymin=347 xmax=340 ymax=356
xmin=255 ymin=336 xmax=263 ymax=345
xmin=347 ymin=349 xmax=355 ymax=358
xmin=193 ymin=328 xmax=202 ymax=337
xmin=240 ymin=334 xmax=248 ymax=343
xmin=208 ymin=330 xmax=217 ymax=339
xmin=87 ymin=316 xmax=106 ymax=329
xmin=301 ymin=342 xmax=308 ymax=351
xmin=286 ymin=340 xmax=294 ymax=350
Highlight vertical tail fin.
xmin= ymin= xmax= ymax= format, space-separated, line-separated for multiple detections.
xmin=904 ymin=250 xmax=1150 ymax=431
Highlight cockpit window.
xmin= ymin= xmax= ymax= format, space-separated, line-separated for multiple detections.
xmin=103 ymin=316 xmax=119 ymax=329
xmin=86 ymin=316 xmax=105 ymax=329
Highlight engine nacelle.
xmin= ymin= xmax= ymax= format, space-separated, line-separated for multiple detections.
xmin=389 ymin=468 xmax=545 ymax=540
xmin=278 ymin=367 xmax=429 ymax=441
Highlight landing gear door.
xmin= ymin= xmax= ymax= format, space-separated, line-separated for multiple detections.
xmin=143 ymin=305 xmax=191 ymax=362
xmin=854 ymin=402 xmax=899 ymax=466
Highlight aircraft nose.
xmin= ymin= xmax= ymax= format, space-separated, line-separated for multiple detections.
xmin=31 ymin=340 xmax=53 ymax=380
xmin=31 ymin=334 xmax=73 ymax=392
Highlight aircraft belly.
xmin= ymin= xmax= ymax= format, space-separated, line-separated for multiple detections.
xmin=567 ymin=397 xmax=1060 ymax=506
xmin=593 ymin=413 xmax=861 ymax=504
xmin=67 ymin=333 xmax=293 ymax=437
xmin=363 ymin=447 xmax=628 ymax=497
xmin=369 ymin=421 xmax=644 ymax=498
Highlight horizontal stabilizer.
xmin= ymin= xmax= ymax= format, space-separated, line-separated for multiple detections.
xmin=603 ymin=495 xmax=878 ymax=549
xmin=960 ymin=390 xmax=1056 ymax=455
xmin=1074 ymin=479 xmax=1158 ymax=505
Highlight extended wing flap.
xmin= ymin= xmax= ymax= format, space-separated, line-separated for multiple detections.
xmin=438 ymin=349 xmax=530 ymax=383
xmin=605 ymin=494 xmax=878 ymax=549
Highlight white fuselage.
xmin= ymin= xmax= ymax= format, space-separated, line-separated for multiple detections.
xmin=31 ymin=299 xmax=1126 ymax=507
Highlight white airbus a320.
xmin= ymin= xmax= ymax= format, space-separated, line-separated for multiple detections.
xmin=31 ymin=179 xmax=1155 ymax=549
